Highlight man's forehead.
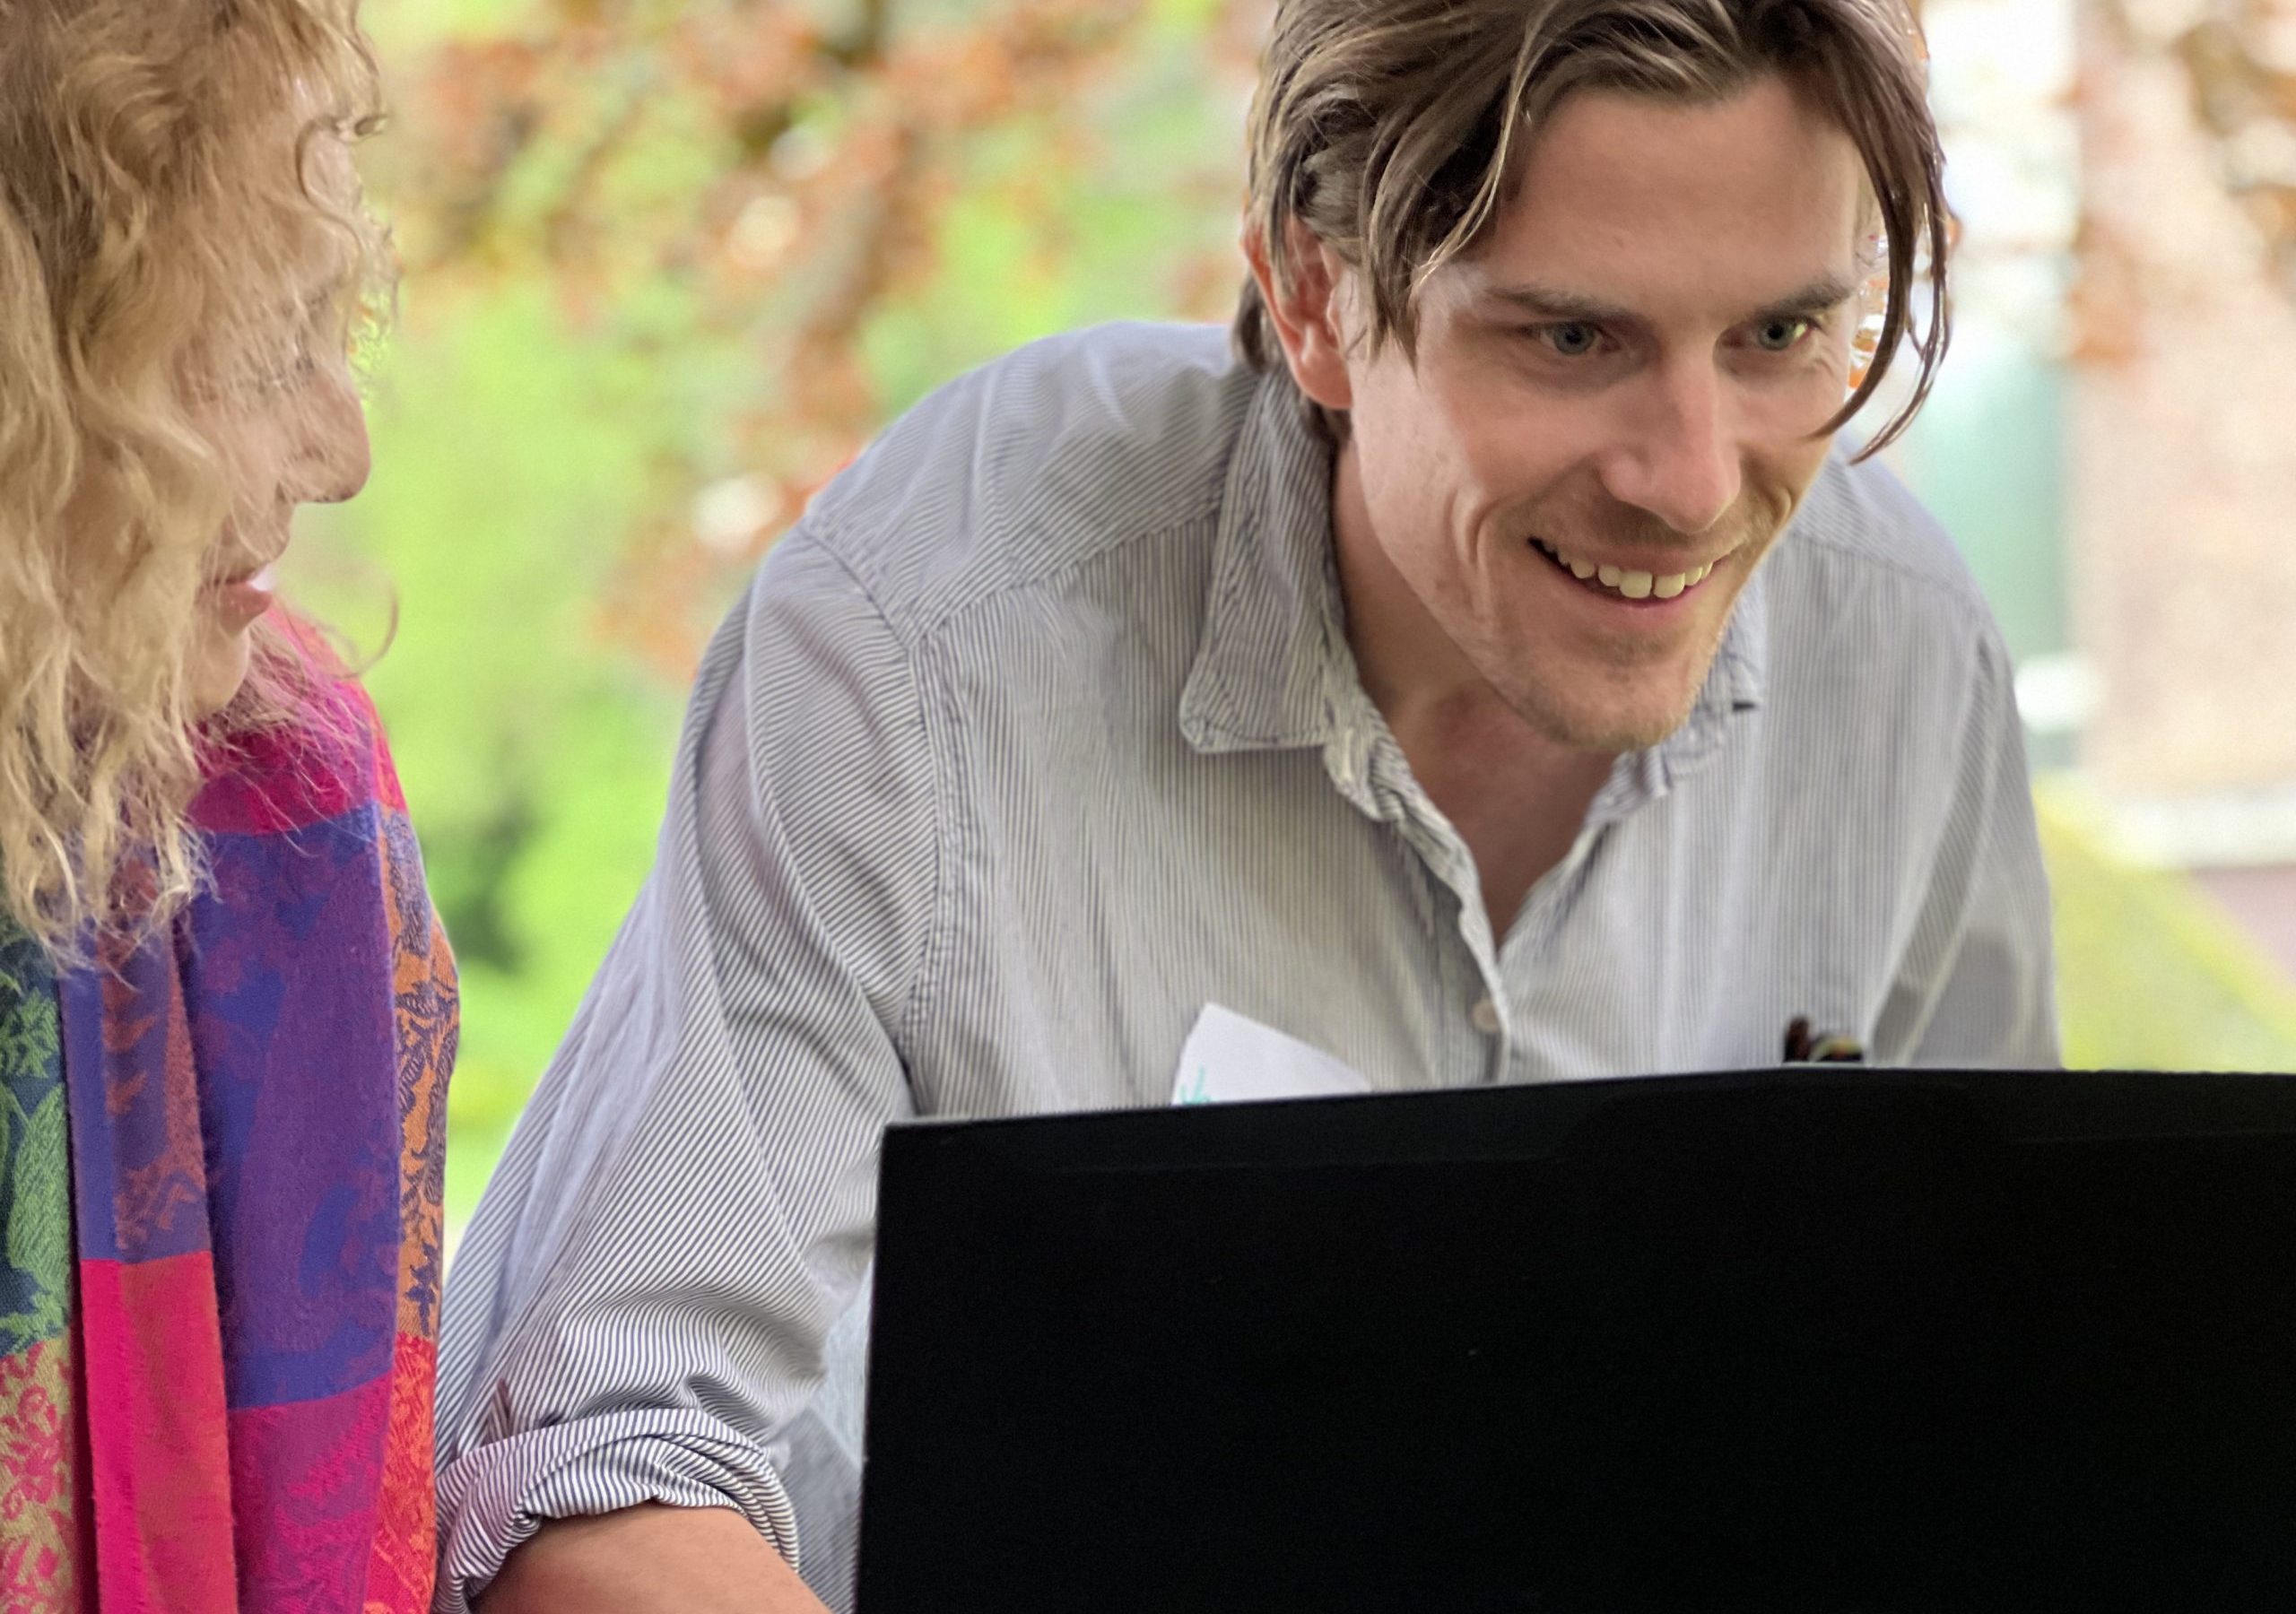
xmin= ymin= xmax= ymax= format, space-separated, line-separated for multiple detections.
xmin=1504 ymin=72 xmax=1866 ymax=186
xmin=1431 ymin=77 xmax=1869 ymax=318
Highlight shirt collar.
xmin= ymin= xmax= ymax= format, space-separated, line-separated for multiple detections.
xmin=1178 ymin=363 xmax=1770 ymax=768
xmin=1178 ymin=367 xmax=1348 ymax=754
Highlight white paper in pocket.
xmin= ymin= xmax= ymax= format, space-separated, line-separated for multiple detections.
xmin=1170 ymin=1003 xmax=1373 ymax=1106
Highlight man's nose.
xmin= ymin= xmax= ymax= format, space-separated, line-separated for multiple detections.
xmin=1596 ymin=360 xmax=1743 ymax=537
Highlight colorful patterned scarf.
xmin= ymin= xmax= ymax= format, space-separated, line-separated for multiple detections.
xmin=0 ymin=675 xmax=456 ymax=1612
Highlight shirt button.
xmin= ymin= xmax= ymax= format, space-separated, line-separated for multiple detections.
xmin=1470 ymin=996 xmax=1503 ymax=1036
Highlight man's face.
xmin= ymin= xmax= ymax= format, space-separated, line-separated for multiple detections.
xmin=1331 ymin=74 xmax=1867 ymax=751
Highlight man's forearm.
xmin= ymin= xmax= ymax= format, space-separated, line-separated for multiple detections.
xmin=480 ymin=1503 xmax=831 ymax=1614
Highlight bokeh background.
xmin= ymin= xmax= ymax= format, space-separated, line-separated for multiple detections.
xmin=303 ymin=0 xmax=2296 ymax=1230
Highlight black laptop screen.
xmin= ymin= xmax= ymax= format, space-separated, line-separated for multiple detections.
xmin=857 ymin=1069 xmax=2296 ymax=1613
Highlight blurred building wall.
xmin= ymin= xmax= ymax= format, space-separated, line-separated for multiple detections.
xmin=2070 ymin=4 xmax=2296 ymax=820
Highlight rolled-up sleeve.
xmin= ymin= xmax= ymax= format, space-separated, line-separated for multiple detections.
xmin=432 ymin=526 xmax=940 ymax=1611
xmin=1875 ymin=628 xmax=2061 ymax=1068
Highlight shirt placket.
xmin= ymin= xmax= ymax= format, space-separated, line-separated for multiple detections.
xmin=1324 ymin=716 xmax=1516 ymax=1084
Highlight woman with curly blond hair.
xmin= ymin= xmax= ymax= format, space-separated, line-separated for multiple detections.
xmin=0 ymin=1 xmax=455 ymax=1608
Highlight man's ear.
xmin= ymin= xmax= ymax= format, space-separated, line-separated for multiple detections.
xmin=1241 ymin=220 xmax=1355 ymax=413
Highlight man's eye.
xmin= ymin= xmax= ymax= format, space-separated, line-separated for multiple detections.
xmin=1535 ymin=322 xmax=1603 ymax=358
xmin=1752 ymin=317 xmax=1813 ymax=352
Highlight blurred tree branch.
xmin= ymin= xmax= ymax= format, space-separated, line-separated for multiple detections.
xmin=376 ymin=0 xmax=1254 ymax=668
xmin=2164 ymin=0 xmax=2296 ymax=286
xmin=2076 ymin=0 xmax=2296 ymax=360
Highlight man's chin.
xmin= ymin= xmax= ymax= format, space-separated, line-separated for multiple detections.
xmin=1501 ymin=674 xmax=1706 ymax=755
xmin=1554 ymin=711 xmax=1699 ymax=755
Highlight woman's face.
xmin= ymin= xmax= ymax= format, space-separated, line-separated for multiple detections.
xmin=187 ymin=255 xmax=372 ymax=716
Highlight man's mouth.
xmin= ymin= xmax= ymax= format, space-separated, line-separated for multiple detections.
xmin=1529 ymin=536 xmax=1721 ymax=602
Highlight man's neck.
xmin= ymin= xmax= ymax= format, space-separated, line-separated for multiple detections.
xmin=1329 ymin=445 xmax=1615 ymax=936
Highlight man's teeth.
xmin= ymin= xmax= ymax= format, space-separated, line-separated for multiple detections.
xmin=1542 ymin=542 xmax=1715 ymax=600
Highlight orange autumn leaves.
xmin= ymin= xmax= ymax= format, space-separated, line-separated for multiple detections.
xmin=379 ymin=0 xmax=1244 ymax=673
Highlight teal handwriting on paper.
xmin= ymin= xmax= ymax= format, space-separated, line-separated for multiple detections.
xmin=1168 ymin=1003 xmax=1373 ymax=1106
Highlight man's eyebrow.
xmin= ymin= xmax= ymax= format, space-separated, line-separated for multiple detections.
xmin=1474 ymin=284 xmax=1642 ymax=325
xmin=1752 ymin=273 xmax=1863 ymax=318
xmin=1473 ymin=273 xmax=1863 ymax=325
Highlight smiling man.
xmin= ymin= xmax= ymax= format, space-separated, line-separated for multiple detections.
xmin=436 ymin=3 xmax=2057 ymax=1610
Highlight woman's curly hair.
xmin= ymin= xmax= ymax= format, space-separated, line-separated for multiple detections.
xmin=0 ymin=0 xmax=393 ymax=959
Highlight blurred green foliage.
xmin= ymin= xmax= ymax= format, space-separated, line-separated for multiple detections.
xmin=310 ymin=0 xmax=2296 ymax=1232
xmin=2039 ymin=786 xmax=2296 ymax=1073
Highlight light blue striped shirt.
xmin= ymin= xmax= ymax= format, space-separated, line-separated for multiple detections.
xmin=434 ymin=322 xmax=2057 ymax=1612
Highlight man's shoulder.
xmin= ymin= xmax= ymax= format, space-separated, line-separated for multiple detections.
xmin=796 ymin=322 xmax=1255 ymax=634
xmin=1775 ymin=447 xmax=1990 ymax=620
xmin=1756 ymin=447 xmax=2010 ymax=727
